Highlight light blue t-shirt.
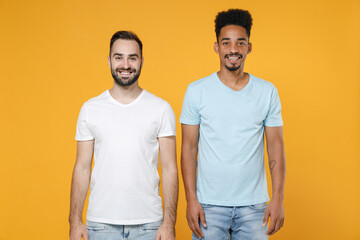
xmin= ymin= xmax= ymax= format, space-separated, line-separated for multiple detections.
xmin=180 ymin=72 xmax=283 ymax=206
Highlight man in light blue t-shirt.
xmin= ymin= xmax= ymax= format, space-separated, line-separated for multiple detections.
xmin=180 ymin=9 xmax=286 ymax=240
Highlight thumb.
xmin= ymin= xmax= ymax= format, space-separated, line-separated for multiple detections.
xmin=155 ymin=230 xmax=161 ymax=240
xmin=263 ymin=210 xmax=270 ymax=226
xmin=200 ymin=208 xmax=207 ymax=228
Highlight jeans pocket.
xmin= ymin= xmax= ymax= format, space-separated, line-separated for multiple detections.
xmin=86 ymin=221 xmax=109 ymax=232
xmin=248 ymin=202 xmax=267 ymax=210
xmin=200 ymin=203 xmax=214 ymax=209
xmin=141 ymin=220 xmax=162 ymax=231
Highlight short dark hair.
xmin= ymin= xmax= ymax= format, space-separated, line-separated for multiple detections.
xmin=109 ymin=31 xmax=143 ymax=56
xmin=215 ymin=9 xmax=253 ymax=41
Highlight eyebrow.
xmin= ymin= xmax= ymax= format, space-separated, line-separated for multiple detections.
xmin=220 ymin=37 xmax=247 ymax=42
xmin=113 ymin=53 xmax=139 ymax=58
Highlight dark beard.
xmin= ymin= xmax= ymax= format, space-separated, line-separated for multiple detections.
xmin=111 ymin=67 xmax=142 ymax=87
xmin=225 ymin=53 xmax=242 ymax=71
xmin=225 ymin=65 xmax=241 ymax=71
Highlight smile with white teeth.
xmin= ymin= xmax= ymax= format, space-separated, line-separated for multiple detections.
xmin=119 ymin=71 xmax=132 ymax=75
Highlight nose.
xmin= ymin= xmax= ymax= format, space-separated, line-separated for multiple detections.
xmin=229 ymin=43 xmax=239 ymax=54
xmin=122 ymin=59 xmax=130 ymax=69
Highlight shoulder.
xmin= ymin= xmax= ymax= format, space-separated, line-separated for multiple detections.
xmin=142 ymin=90 xmax=173 ymax=112
xmin=83 ymin=90 xmax=109 ymax=107
xmin=187 ymin=72 xmax=217 ymax=91
xmin=143 ymin=90 xmax=168 ymax=105
xmin=250 ymin=74 xmax=278 ymax=92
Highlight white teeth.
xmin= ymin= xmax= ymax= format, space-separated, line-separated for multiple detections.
xmin=228 ymin=57 xmax=239 ymax=60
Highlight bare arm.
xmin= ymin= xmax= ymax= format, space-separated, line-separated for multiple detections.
xmin=263 ymin=126 xmax=286 ymax=235
xmin=69 ymin=140 xmax=94 ymax=240
xmin=181 ymin=124 xmax=206 ymax=239
xmin=156 ymin=136 xmax=178 ymax=240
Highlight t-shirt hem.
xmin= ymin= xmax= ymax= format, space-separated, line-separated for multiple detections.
xmin=75 ymin=136 xmax=95 ymax=141
xmin=198 ymin=197 xmax=270 ymax=207
xmin=86 ymin=215 xmax=163 ymax=225
xmin=264 ymin=122 xmax=283 ymax=127
xmin=179 ymin=120 xmax=200 ymax=125
xmin=158 ymin=131 xmax=176 ymax=137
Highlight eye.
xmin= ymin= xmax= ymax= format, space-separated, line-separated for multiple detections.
xmin=130 ymin=57 xmax=137 ymax=61
xmin=115 ymin=56 xmax=122 ymax=60
xmin=222 ymin=42 xmax=229 ymax=45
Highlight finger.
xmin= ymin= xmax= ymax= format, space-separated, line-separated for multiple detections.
xmin=193 ymin=216 xmax=203 ymax=239
xmin=280 ymin=217 xmax=284 ymax=229
xmin=199 ymin=208 xmax=207 ymax=228
xmin=263 ymin=210 xmax=270 ymax=227
xmin=188 ymin=219 xmax=196 ymax=235
xmin=266 ymin=219 xmax=276 ymax=235
xmin=188 ymin=220 xmax=200 ymax=239
xmin=269 ymin=217 xmax=281 ymax=235
xmin=155 ymin=230 xmax=161 ymax=240
xmin=274 ymin=218 xmax=281 ymax=234
xmin=83 ymin=230 xmax=89 ymax=240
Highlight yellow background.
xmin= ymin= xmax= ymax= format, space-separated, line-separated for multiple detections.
xmin=1 ymin=0 xmax=359 ymax=239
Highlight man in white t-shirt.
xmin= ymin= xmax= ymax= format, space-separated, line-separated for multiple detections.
xmin=69 ymin=31 xmax=178 ymax=240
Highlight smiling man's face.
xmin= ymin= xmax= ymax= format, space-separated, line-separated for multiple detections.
xmin=108 ymin=39 xmax=143 ymax=87
xmin=214 ymin=25 xmax=252 ymax=72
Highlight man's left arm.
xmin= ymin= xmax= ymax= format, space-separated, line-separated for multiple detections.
xmin=156 ymin=136 xmax=179 ymax=240
xmin=263 ymin=126 xmax=286 ymax=235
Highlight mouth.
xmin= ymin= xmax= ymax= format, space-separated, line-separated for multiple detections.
xmin=225 ymin=54 xmax=242 ymax=63
xmin=117 ymin=69 xmax=135 ymax=76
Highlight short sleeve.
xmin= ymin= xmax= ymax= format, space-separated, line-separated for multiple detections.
xmin=158 ymin=102 xmax=176 ymax=137
xmin=264 ymin=87 xmax=283 ymax=127
xmin=179 ymin=85 xmax=200 ymax=125
xmin=75 ymin=103 xmax=94 ymax=141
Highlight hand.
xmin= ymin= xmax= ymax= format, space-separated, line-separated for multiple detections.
xmin=186 ymin=199 xmax=207 ymax=239
xmin=70 ymin=222 xmax=88 ymax=240
xmin=263 ymin=198 xmax=284 ymax=235
xmin=156 ymin=222 xmax=175 ymax=240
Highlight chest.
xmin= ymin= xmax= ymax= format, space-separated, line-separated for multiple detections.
xmin=199 ymin=90 xmax=270 ymax=128
xmin=87 ymin=106 xmax=161 ymax=143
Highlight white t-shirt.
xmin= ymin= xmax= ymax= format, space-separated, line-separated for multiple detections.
xmin=75 ymin=89 xmax=176 ymax=224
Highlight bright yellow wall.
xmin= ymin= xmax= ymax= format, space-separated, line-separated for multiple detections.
xmin=1 ymin=0 xmax=359 ymax=239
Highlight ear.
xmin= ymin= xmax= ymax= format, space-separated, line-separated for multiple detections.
xmin=107 ymin=56 xmax=111 ymax=68
xmin=247 ymin=42 xmax=252 ymax=54
xmin=141 ymin=57 xmax=144 ymax=65
xmin=214 ymin=42 xmax=219 ymax=54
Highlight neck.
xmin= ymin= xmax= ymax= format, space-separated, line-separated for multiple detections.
xmin=217 ymin=67 xmax=249 ymax=91
xmin=109 ymin=82 xmax=143 ymax=104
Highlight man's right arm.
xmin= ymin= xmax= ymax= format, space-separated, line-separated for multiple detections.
xmin=69 ymin=140 xmax=94 ymax=240
xmin=181 ymin=124 xmax=206 ymax=239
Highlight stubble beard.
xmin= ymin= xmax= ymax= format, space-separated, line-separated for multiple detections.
xmin=111 ymin=65 xmax=142 ymax=87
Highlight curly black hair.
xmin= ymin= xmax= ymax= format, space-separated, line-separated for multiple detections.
xmin=215 ymin=9 xmax=253 ymax=41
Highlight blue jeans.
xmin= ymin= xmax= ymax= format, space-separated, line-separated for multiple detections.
xmin=192 ymin=202 xmax=268 ymax=240
xmin=86 ymin=220 xmax=162 ymax=240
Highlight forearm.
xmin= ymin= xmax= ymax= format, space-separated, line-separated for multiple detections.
xmin=181 ymin=145 xmax=198 ymax=202
xmin=158 ymin=136 xmax=178 ymax=227
xmin=69 ymin=166 xmax=91 ymax=225
xmin=162 ymin=167 xmax=179 ymax=226
xmin=267 ymin=140 xmax=286 ymax=201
